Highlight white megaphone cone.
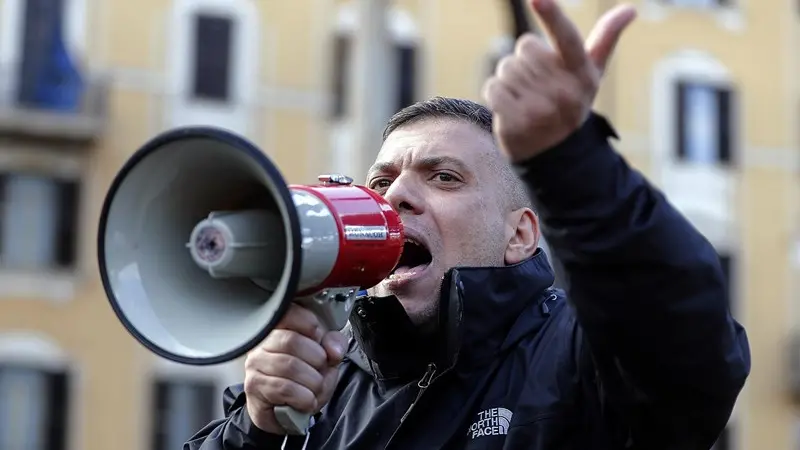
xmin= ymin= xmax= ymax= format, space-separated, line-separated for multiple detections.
xmin=97 ymin=127 xmax=404 ymax=435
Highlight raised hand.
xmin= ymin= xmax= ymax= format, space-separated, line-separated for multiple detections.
xmin=482 ymin=0 xmax=637 ymax=162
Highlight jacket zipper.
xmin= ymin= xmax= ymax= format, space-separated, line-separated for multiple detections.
xmin=400 ymin=362 xmax=437 ymax=423
xmin=541 ymin=293 xmax=557 ymax=315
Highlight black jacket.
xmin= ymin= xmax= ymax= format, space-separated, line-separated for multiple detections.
xmin=186 ymin=114 xmax=750 ymax=450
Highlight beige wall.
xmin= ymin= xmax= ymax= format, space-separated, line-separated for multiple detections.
xmin=0 ymin=0 xmax=795 ymax=449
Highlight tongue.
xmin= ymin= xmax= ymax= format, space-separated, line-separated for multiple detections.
xmin=393 ymin=264 xmax=427 ymax=276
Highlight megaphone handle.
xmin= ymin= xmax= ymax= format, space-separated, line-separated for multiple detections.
xmin=273 ymin=287 xmax=358 ymax=436
xmin=272 ymin=406 xmax=313 ymax=436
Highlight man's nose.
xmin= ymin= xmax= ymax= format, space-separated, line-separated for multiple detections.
xmin=383 ymin=178 xmax=424 ymax=215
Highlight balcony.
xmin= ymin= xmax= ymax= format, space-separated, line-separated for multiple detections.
xmin=0 ymin=65 xmax=109 ymax=144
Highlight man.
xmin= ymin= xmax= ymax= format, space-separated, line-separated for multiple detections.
xmin=187 ymin=0 xmax=750 ymax=449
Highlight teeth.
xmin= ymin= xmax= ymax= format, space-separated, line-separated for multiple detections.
xmin=388 ymin=271 xmax=416 ymax=280
xmin=404 ymin=237 xmax=421 ymax=247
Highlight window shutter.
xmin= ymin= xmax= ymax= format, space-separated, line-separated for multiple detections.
xmin=192 ymin=15 xmax=234 ymax=101
xmin=151 ymin=381 xmax=169 ymax=450
xmin=55 ymin=179 xmax=79 ymax=268
xmin=45 ymin=371 xmax=69 ymax=450
xmin=395 ymin=44 xmax=417 ymax=112
xmin=676 ymin=81 xmax=688 ymax=160
xmin=717 ymin=87 xmax=732 ymax=165
xmin=194 ymin=382 xmax=218 ymax=428
xmin=331 ymin=35 xmax=351 ymax=119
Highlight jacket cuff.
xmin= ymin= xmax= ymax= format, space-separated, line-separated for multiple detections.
xmin=512 ymin=112 xmax=619 ymax=187
xmin=230 ymin=407 xmax=288 ymax=447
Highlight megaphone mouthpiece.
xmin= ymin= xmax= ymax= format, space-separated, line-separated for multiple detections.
xmin=187 ymin=209 xmax=285 ymax=280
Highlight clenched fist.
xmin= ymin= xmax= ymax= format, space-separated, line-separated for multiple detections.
xmin=244 ymin=303 xmax=348 ymax=435
xmin=482 ymin=0 xmax=637 ymax=162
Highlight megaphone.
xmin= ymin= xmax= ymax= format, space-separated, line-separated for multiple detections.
xmin=97 ymin=126 xmax=404 ymax=435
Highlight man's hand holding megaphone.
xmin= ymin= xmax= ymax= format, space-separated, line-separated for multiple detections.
xmin=244 ymin=303 xmax=348 ymax=434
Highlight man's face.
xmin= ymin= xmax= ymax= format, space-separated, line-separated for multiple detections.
xmin=366 ymin=119 xmax=512 ymax=325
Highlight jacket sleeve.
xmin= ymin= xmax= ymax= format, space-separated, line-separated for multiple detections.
xmin=184 ymin=384 xmax=307 ymax=450
xmin=513 ymin=113 xmax=751 ymax=448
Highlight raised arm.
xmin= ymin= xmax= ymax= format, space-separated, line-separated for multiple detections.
xmin=515 ymin=113 xmax=750 ymax=447
xmin=483 ymin=0 xmax=749 ymax=446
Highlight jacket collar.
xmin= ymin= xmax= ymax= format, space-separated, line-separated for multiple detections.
xmin=346 ymin=249 xmax=557 ymax=384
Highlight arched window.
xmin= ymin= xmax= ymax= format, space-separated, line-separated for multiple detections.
xmin=652 ymin=50 xmax=737 ymax=169
xmin=330 ymin=5 xmax=420 ymax=120
xmin=0 ymin=0 xmax=87 ymax=108
xmin=328 ymin=4 xmax=421 ymax=174
xmin=0 ymin=332 xmax=74 ymax=450
xmin=166 ymin=0 xmax=259 ymax=135
xmin=148 ymin=357 xmax=242 ymax=450
xmin=650 ymin=50 xmax=738 ymax=250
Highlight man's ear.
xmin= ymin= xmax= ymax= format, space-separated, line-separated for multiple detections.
xmin=505 ymin=208 xmax=539 ymax=265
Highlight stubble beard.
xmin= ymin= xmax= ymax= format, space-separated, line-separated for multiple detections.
xmin=403 ymin=289 xmax=441 ymax=335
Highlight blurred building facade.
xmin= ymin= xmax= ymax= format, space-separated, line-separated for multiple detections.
xmin=0 ymin=0 xmax=795 ymax=449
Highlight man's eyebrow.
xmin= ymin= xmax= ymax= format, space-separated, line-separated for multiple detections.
xmin=368 ymin=156 xmax=470 ymax=179
xmin=415 ymin=155 xmax=470 ymax=173
xmin=366 ymin=162 xmax=395 ymax=179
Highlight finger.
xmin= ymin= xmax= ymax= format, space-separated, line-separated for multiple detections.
xmin=261 ymin=329 xmax=328 ymax=371
xmin=495 ymin=56 xmax=533 ymax=95
xmin=276 ymin=303 xmax=325 ymax=342
xmin=258 ymin=375 xmax=318 ymax=413
xmin=482 ymin=77 xmax=519 ymax=114
xmin=248 ymin=351 xmax=325 ymax=395
xmin=317 ymin=365 xmax=341 ymax=406
xmin=530 ymin=0 xmax=587 ymax=70
xmin=483 ymin=79 xmax=531 ymax=138
xmin=321 ymin=331 xmax=348 ymax=366
xmin=584 ymin=4 xmax=637 ymax=72
xmin=514 ymin=33 xmax=554 ymax=75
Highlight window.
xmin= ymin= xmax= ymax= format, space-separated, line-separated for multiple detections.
xmin=191 ymin=14 xmax=234 ymax=102
xmin=329 ymin=34 xmax=418 ymax=118
xmin=151 ymin=379 xmax=218 ymax=450
xmin=395 ymin=43 xmax=416 ymax=112
xmin=675 ymin=81 xmax=734 ymax=165
xmin=331 ymin=34 xmax=351 ymax=119
xmin=0 ymin=365 xmax=70 ymax=450
xmin=0 ymin=173 xmax=79 ymax=270
xmin=711 ymin=425 xmax=731 ymax=450
xmin=17 ymin=0 xmax=65 ymax=109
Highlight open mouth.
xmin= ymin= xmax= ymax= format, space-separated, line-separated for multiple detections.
xmin=388 ymin=237 xmax=433 ymax=280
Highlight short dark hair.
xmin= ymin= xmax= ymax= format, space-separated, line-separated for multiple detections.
xmin=381 ymin=97 xmax=532 ymax=211
xmin=382 ymin=96 xmax=492 ymax=141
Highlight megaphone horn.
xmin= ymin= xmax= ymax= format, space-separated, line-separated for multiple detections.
xmin=97 ymin=127 xmax=404 ymax=435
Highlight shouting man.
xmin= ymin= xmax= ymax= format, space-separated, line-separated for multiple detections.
xmin=187 ymin=0 xmax=750 ymax=449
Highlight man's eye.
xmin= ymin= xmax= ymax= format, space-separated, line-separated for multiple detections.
xmin=370 ymin=179 xmax=392 ymax=190
xmin=433 ymin=172 xmax=458 ymax=183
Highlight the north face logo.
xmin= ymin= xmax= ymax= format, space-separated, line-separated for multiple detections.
xmin=467 ymin=407 xmax=513 ymax=439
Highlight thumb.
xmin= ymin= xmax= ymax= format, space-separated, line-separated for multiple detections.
xmin=584 ymin=4 xmax=637 ymax=73
xmin=321 ymin=331 xmax=348 ymax=365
